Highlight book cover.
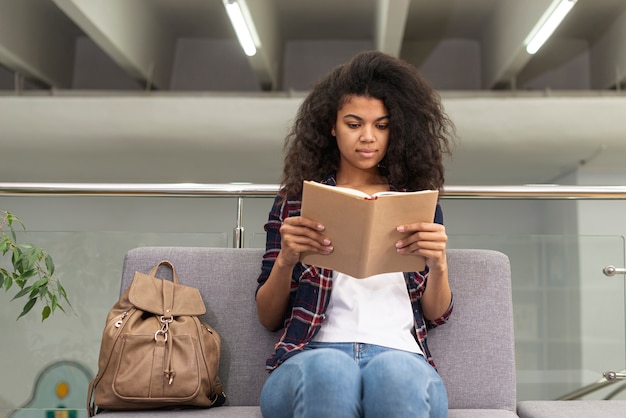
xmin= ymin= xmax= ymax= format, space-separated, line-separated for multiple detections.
xmin=299 ymin=180 xmax=439 ymax=278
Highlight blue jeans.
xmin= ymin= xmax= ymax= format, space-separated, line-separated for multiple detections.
xmin=260 ymin=342 xmax=448 ymax=418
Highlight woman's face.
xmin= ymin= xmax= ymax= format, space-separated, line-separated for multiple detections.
xmin=332 ymin=95 xmax=390 ymax=175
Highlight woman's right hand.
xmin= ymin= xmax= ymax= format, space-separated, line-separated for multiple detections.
xmin=277 ymin=216 xmax=333 ymax=266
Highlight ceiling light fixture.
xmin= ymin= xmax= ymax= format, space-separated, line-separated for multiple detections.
xmin=524 ymin=0 xmax=578 ymax=55
xmin=222 ymin=0 xmax=260 ymax=57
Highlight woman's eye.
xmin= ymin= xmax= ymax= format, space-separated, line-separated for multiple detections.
xmin=377 ymin=124 xmax=388 ymax=130
xmin=347 ymin=123 xmax=360 ymax=129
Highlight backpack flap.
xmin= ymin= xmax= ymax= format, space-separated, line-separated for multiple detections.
xmin=128 ymin=271 xmax=206 ymax=316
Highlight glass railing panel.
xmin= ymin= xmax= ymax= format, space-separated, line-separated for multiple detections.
xmin=0 ymin=231 xmax=227 ymax=414
xmin=250 ymin=232 xmax=268 ymax=249
xmin=449 ymin=234 xmax=626 ymax=401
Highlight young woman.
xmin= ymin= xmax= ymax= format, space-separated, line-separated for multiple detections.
xmin=256 ymin=50 xmax=455 ymax=418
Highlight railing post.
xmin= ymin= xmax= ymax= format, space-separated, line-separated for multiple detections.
xmin=233 ymin=196 xmax=244 ymax=248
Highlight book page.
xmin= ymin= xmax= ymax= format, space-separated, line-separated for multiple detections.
xmin=318 ymin=183 xmax=370 ymax=198
xmin=306 ymin=181 xmax=426 ymax=198
xmin=371 ymin=189 xmax=434 ymax=197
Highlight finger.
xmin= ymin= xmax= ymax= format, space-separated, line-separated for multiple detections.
xmin=284 ymin=215 xmax=325 ymax=232
xmin=280 ymin=223 xmax=331 ymax=247
xmin=397 ymin=240 xmax=446 ymax=255
xmin=280 ymin=223 xmax=333 ymax=255
xmin=397 ymin=222 xmax=445 ymax=233
xmin=396 ymin=231 xmax=447 ymax=250
xmin=396 ymin=233 xmax=447 ymax=255
xmin=283 ymin=232 xmax=333 ymax=251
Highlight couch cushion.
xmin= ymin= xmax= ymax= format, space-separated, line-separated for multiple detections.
xmin=517 ymin=400 xmax=626 ymax=417
xmin=449 ymin=409 xmax=520 ymax=418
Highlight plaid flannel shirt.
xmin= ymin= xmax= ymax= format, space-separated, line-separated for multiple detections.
xmin=256 ymin=174 xmax=453 ymax=371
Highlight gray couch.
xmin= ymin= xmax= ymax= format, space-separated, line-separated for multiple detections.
xmin=95 ymin=246 xmax=626 ymax=417
xmin=96 ymin=247 xmax=518 ymax=417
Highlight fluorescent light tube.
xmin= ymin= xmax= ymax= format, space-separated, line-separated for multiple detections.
xmin=223 ymin=0 xmax=260 ymax=57
xmin=524 ymin=0 xmax=577 ymax=55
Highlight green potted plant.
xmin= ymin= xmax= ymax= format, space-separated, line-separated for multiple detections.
xmin=0 ymin=211 xmax=71 ymax=321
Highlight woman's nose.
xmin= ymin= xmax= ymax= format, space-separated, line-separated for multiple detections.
xmin=360 ymin=126 xmax=375 ymax=142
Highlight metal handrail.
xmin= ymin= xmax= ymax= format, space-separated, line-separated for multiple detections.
xmin=0 ymin=182 xmax=280 ymax=197
xmin=3 ymin=182 xmax=626 ymax=199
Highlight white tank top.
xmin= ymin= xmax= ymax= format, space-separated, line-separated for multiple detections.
xmin=312 ymin=270 xmax=423 ymax=355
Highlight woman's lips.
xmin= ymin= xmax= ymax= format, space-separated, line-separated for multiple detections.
xmin=357 ymin=149 xmax=377 ymax=158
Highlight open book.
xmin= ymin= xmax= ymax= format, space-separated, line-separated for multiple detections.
xmin=300 ymin=180 xmax=439 ymax=278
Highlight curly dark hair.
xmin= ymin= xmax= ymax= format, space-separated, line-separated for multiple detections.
xmin=281 ymin=50 xmax=455 ymax=197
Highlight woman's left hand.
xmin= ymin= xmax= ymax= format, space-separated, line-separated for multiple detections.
xmin=395 ymin=222 xmax=448 ymax=271
xmin=397 ymin=222 xmax=451 ymax=320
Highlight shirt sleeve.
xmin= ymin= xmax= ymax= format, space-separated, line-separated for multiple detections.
xmin=434 ymin=202 xmax=443 ymax=224
xmin=256 ymin=193 xmax=285 ymax=294
xmin=425 ymin=293 xmax=453 ymax=329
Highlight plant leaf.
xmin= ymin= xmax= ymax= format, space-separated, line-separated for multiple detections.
xmin=30 ymin=284 xmax=46 ymax=299
xmin=4 ymin=276 xmax=12 ymax=291
xmin=11 ymin=285 xmax=32 ymax=301
xmin=0 ymin=236 xmax=10 ymax=254
xmin=0 ymin=268 xmax=7 ymax=288
xmin=30 ymin=276 xmax=48 ymax=290
xmin=11 ymin=246 xmax=22 ymax=268
xmin=44 ymin=254 xmax=55 ymax=275
xmin=5 ymin=212 xmax=25 ymax=231
xmin=14 ymin=269 xmax=35 ymax=284
xmin=41 ymin=305 xmax=51 ymax=321
xmin=17 ymin=297 xmax=37 ymax=320
xmin=58 ymin=283 xmax=69 ymax=302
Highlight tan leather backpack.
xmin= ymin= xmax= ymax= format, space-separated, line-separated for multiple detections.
xmin=87 ymin=260 xmax=225 ymax=416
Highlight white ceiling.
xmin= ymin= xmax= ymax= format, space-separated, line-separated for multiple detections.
xmin=0 ymin=0 xmax=625 ymax=186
